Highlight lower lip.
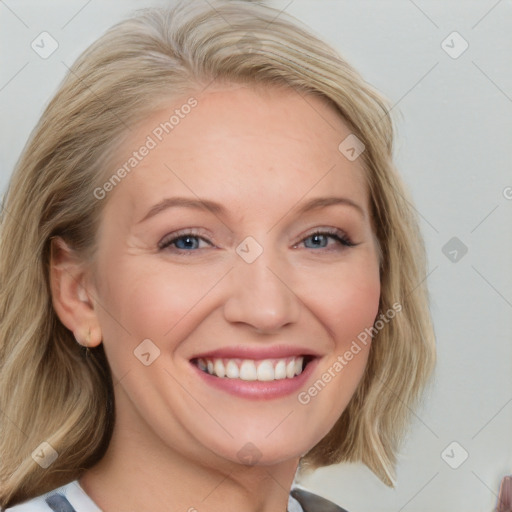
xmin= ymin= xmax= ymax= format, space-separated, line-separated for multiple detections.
xmin=190 ymin=358 xmax=320 ymax=400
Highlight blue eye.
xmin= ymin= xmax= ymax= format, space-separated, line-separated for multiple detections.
xmin=301 ymin=230 xmax=354 ymax=250
xmin=159 ymin=229 xmax=355 ymax=253
xmin=158 ymin=233 xmax=210 ymax=251
xmin=173 ymin=235 xmax=200 ymax=250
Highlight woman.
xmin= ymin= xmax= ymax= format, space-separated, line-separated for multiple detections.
xmin=0 ymin=1 xmax=435 ymax=510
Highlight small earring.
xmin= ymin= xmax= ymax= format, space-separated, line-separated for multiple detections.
xmin=74 ymin=332 xmax=87 ymax=347
xmin=74 ymin=327 xmax=102 ymax=348
xmin=74 ymin=328 xmax=92 ymax=347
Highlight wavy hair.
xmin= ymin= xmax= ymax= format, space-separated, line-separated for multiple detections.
xmin=0 ymin=0 xmax=435 ymax=507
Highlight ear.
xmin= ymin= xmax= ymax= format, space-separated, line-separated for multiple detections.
xmin=49 ymin=236 xmax=102 ymax=347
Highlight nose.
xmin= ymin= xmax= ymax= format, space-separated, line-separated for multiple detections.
xmin=222 ymin=249 xmax=301 ymax=333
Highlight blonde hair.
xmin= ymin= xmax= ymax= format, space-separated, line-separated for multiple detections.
xmin=0 ymin=0 xmax=435 ymax=506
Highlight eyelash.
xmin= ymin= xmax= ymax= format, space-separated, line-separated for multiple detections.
xmin=158 ymin=228 xmax=356 ymax=253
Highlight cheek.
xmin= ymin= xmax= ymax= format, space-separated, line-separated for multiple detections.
xmin=335 ymin=280 xmax=380 ymax=342
xmin=303 ymin=262 xmax=381 ymax=348
xmin=121 ymin=275 xmax=198 ymax=337
xmin=295 ymin=265 xmax=380 ymax=427
xmin=95 ymin=260 xmax=222 ymax=364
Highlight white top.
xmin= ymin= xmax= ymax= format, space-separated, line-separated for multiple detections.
xmin=4 ymin=480 xmax=304 ymax=512
xmin=5 ymin=481 xmax=101 ymax=511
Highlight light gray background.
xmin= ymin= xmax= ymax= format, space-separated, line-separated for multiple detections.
xmin=1 ymin=1 xmax=511 ymax=511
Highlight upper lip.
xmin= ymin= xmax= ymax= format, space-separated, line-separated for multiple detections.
xmin=190 ymin=345 xmax=322 ymax=360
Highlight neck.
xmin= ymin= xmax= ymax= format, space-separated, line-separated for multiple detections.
xmin=79 ymin=392 xmax=300 ymax=512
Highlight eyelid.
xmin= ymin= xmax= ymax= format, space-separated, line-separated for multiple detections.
xmin=158 ymin=226 xmax=356 ymax=252
xmin=158 ymin=228 xmax=214 ymax=250
xmin=303 ymin=226 xmax=347 ymax=237
xmin=295 ymin=227 xmax=355 ymax=248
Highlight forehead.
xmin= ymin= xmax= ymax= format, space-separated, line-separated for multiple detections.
xmin=105 ymin=84 xmax=369 ymax=218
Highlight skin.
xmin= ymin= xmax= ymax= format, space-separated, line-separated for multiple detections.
xmin=50 ymin=83 xmax=381 ymax=512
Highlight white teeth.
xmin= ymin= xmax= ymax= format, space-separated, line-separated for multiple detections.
xmin=239 ymin=360 xmax=258 ymax=381
xmin=274 ymin=360 xmax=287 ymax=380
xmin=286 ymin=360 xmax=296 ymax=378
xmin=214 ymin=359 xmax=225 ymax=378
xmin=196 ymin=356 xmax=308 ymax=381
xmin=256 ymin=360 xmax=275 ymax=381
xmin=225 ymin=360 xmax=239 ymax=378
xmin=294 ymin=357 xmax=303 ymax=376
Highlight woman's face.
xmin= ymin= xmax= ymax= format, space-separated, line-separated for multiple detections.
xmin=88 ymin=84 xmax=380 ymax=467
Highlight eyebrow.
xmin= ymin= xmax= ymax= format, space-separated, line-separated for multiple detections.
xmin=137 ymin=195 xmax=365 ymax=224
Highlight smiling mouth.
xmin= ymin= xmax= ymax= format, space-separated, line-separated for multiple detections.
xmin=191 ymin=355 xmax=315 ymax=382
